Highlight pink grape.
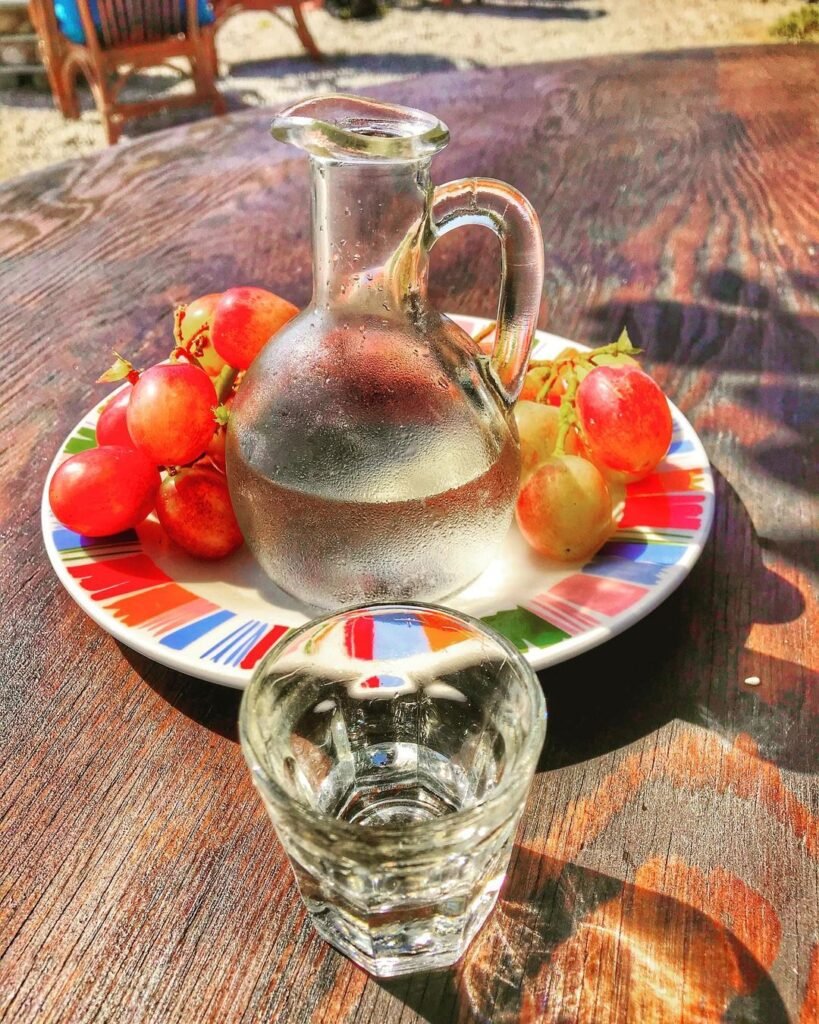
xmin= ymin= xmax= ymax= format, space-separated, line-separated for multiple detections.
xmin=156 ymin=466 xmax=243 ymax=559
xmin=576 ymin=364 xmax=672 ymax=480
xmin=127 ymin=363 xmax=217 ymax=467
xmin=96 ymin=388 xmax=135 ymax=448
xmin=49 ymin=446 xmax=160 ymax=537
xmin=516 ymin=454 xmax=613 ymax=561
xmin=211 ymin=287 xmax=298 ymax=370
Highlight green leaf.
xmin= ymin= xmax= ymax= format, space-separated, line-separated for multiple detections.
xmin=97 ymin=352 xmax=135 ymax=383
xmin=64 ymin=426 xmax=97 ymax=454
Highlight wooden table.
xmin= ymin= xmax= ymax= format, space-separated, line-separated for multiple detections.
xmin=1 ymin=45 xmax=817 ymax=1024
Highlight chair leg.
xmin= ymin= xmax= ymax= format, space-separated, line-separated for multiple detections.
xmin=205 ymin=31 xmax=219 ymax=79
xmin=191 ymin=42 xmax=227 ymax=116
xmin=30 ymin=2 xmax=79 ymax=118
xmin=290 ymin=2 xmax=323 ymax=61
xmin=85 ymin=63 xmax=120 ymax=144
xmin=58 ymin=63 xmax=81 ymax=119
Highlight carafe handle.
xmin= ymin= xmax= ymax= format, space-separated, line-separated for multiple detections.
xmin=431 ymin=178 xmax=544 ymax=406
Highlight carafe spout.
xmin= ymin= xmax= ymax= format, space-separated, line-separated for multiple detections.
xmin=271 ymin=95 xmax=450 ymax=162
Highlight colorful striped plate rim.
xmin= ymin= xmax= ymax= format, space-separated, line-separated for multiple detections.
xmin=41 ymin=316 xmax=715 ymax=689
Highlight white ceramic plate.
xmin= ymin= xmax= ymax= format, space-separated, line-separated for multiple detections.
xmin=42 ymin=315 xmax=714 ymax=688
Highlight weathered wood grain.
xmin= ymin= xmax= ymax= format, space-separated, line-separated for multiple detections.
xmin=0 ymin=46 xmax=817 ymax=1024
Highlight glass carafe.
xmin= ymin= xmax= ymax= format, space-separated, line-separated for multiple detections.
xmin=226 ymin=95 xmax=544 ymax=609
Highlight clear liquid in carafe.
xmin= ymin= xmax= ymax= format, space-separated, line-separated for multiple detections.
xmin=226 ymin=313 xmax=520 ymax=609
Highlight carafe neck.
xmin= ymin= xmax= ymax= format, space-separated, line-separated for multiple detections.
xmin=310 ymin=158 xmax=433 ymax=309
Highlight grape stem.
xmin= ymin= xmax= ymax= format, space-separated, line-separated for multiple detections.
xmin=171 ymin=346 xmax=205 ymax=371
xmin=554 ymin=375 xmax=579 ymax=457
xmin=471 ymin=321 xmax=497 ymax=345
xmin=532 ymin=331 xmax=639 ymax=456
xmin=213 ymin=365 xmax=238 ymax=405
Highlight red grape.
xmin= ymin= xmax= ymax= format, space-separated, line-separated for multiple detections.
xmin=156 ymin=466 xmax=243 ymax=559
xmin=175 ymin=293 xmax=228 ymax=378
xmin=49 ymin=446 xmax=160 ymax=537
xmin=127 ymin=363 xmax=217 ymax=467
xmin=516 ymin=454 xmax=612 ymax=561
xmin=96 ymin=387 xmax=135 ymax=448
xmin=576 ymin=364 xmax=672 ymax=480
xmin=204 ymin=426 xmax=226 ymax=473
xmin=211 ymin=287 xmax=298 ymax=370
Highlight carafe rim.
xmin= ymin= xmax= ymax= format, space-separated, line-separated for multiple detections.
xmin=270 ymin=93 xmax=450 ymax=162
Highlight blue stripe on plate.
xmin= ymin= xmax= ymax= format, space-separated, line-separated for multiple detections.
xmin=160 ymin=610 xmax=235 ymax=650
xmin=582 ymin=557 xmax=671 ymax=586
xmin=52 ymin=527 xmax=138 ymax=551
xmin=600 ymin=541 xmax=689 ymax=565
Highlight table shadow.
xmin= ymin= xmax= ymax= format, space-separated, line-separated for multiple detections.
xmin=537 ymin=464 xmax=813 ymax=776
xmin=118 ymin=641 xmax=241 ymax=741
xmin=374 ymin=844 xmax=790 ymax=1023
xmin=588 ymin=269 xmax=818 ymax=542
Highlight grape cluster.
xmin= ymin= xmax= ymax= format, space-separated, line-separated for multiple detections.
xmin=513 ymin=332 xmax=673 ymax=561
xmin=49 ymin=287 xmax=298 ymax=559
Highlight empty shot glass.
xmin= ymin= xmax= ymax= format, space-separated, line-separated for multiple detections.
xmin=239 ymin=603 xmax=547 ymax=977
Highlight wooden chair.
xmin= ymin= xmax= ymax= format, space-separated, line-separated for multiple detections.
xmin=212 ymin=0 xmax=323 ymax=63
xmin=28 ymin=0 xmax=226 ymax=144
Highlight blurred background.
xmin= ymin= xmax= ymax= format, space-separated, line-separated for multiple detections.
xmin=1 ymin=0 xmax=817 ymax=182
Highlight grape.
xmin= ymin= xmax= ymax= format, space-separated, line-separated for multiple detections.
xmin=514 ymin=400 xmax=560 ymax=483
xmin=576 ymin=364 xmax=672 ymax=480
xmin=96 ymin=388 xmax=134 ymax=448
xmin=211 ymin=287 xmax=298 ymax=370
xmin=156 ymin=466 xmax=243 ymax=559
xmin=49 ymin=446 xmax=160 ymax=537
xmin=205 ymin=425 xmax=226 ymax=473
xmin=515 ymin=454 xmax=613 ymax=561
xmin=174 ymin=293 xmax=228 ymax=378
xmin=127 ymin=364 xmax=217 ymax=467
xmin=520 ymin=364 xmax=551 ymax=403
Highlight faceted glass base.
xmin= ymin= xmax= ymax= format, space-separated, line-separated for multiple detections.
xmin=306 ymin=877 xmax=504 ymax=977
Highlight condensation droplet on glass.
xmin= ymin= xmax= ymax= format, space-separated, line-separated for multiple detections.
xmin=366 ymin=273 xmax=373 ymax=281
xmin=340 ymin=284 xmax=346 ymax=294
xmin=383 ymin=302 xmax=390 ymax=311
xmin=344 ymin=207 xmax=351 ymax=216
xmin=352 ymin=254 xmax=361 ymax=262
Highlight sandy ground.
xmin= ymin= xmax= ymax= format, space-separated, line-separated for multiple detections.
xmin=0 ymin=0 xmax=806 ymax=182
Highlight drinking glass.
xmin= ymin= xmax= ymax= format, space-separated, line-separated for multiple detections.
xmin=239 ymin=603 xmax=547 ymax=977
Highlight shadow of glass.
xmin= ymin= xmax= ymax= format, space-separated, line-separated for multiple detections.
xmin=378 ymin=844 xmax=790 ymax=1023
xmin=117 ymin=640 xmax=242 ymax=740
